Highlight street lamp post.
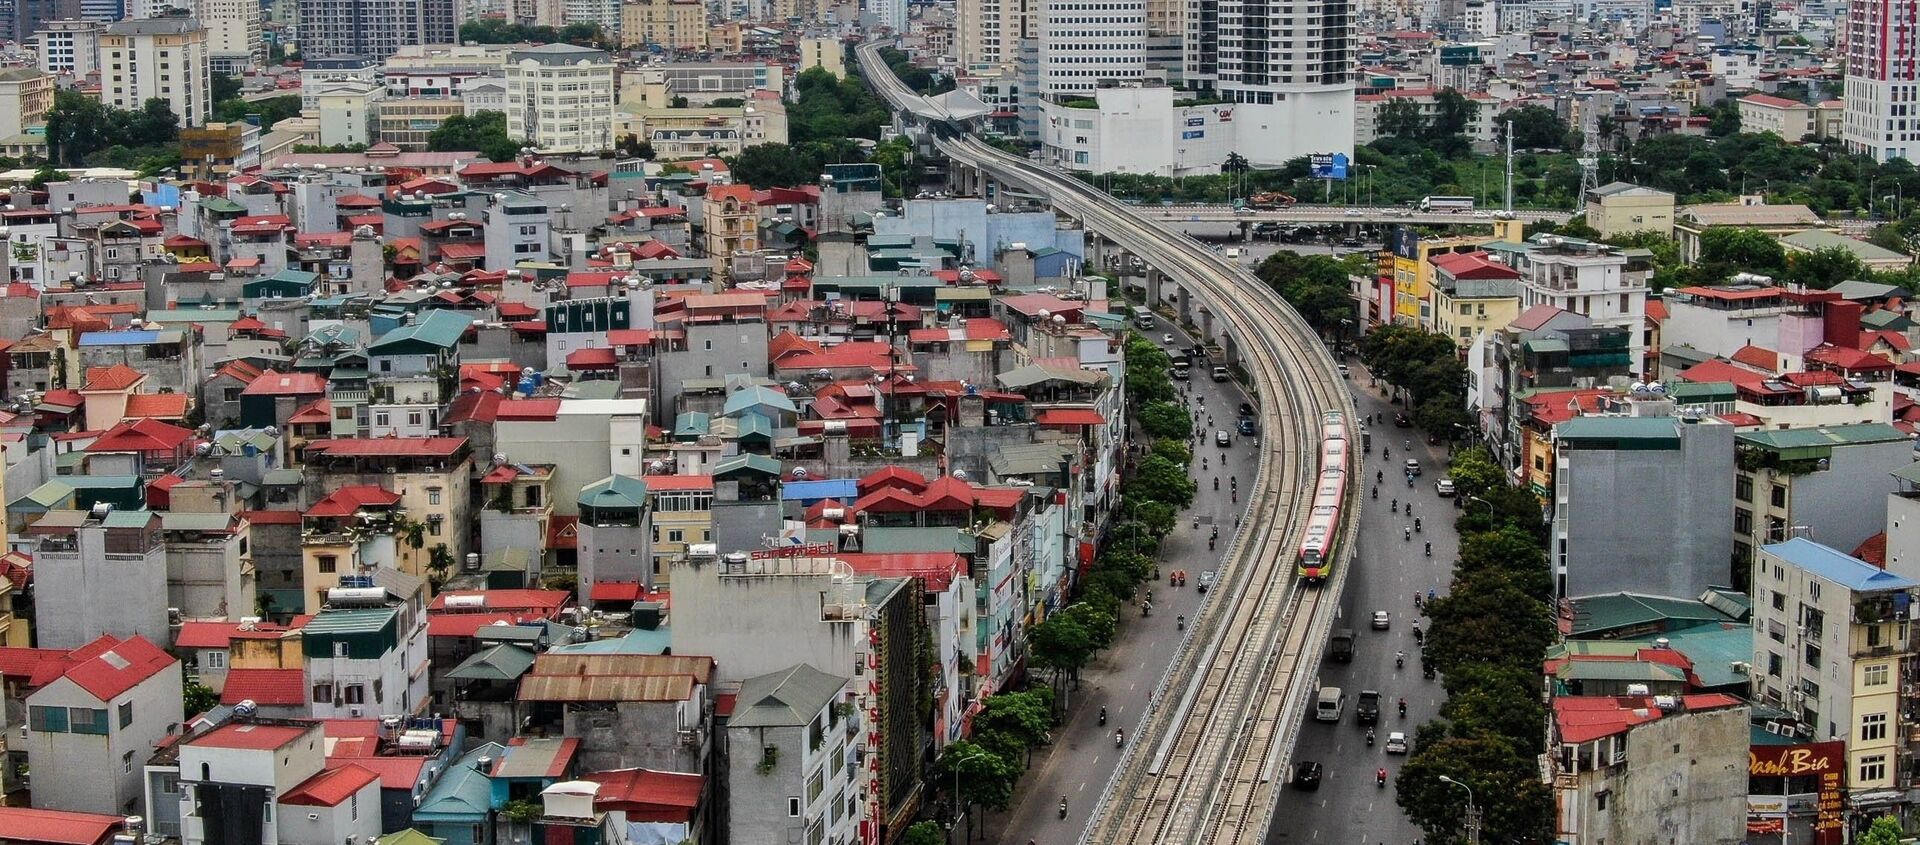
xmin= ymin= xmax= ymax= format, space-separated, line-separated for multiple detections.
xmin=949 ymin=748 xmax=994 ymax=843
xmin=1438 ymin=775 xmax=1482 ymax=845
xmin=1465 ymin=495 xmax=1495 ymax=514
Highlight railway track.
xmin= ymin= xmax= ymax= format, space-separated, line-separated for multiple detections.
xmin=855 ymin=41 xmax=1360 ymax=845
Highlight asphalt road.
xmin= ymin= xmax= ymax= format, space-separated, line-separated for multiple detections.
xmin=1265 ymin=366 xmax=1463 ymax=845
xmin=985 ymin=317 xmax=1255 ymax=845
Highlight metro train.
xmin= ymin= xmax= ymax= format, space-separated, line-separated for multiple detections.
xmin=1297 ymin=410 xmax=1349 ymax=582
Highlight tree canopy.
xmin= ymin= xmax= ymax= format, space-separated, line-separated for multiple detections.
xmin=1497 ymin=105 xmax=1572 ymax=151
xmin=45 ymin=91 xmax=179 ymax=167
xmin=427 ymin=110 xmax=520 ymax=162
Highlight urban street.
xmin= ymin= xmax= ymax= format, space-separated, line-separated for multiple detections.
xmin=983 ymin=317 xmax=1255 ymax=844
xmin=1266 ymin=364 xmax=1465 ymax=845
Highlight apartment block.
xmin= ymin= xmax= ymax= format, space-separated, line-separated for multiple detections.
xmin=101 ymin=15 xmax=213 ymax=128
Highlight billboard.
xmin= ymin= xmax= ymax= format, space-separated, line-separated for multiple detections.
xmin=1390 ymin=226 xmax=1420 ymax=260
xmin=1310 ymin=152 xmax=1350 ymax=180
xmin=1748 ymin=741 xmax=1845 ymax=845
xmin=1182 ymin=130 xmax=1205 ymax=139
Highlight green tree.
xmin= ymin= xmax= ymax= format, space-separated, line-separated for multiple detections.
xmin=1123 ymin=455 xmax=1196 ymax=507
xmin=1707 ymin=101 xmax=1743 ymax=138
xmin=1455 ymin=525 xmax=1552 ymax=602
xmin=1498 ymin=105 xmax=1571 ymax=150
xmin=1441 ymin=665 xmax=1548 ymax=755
xmin=1696 ymin=226 xmax=1788 ymax=278
xmin=211 ymin=73 xmax=242 ymax=104
xmin=1396 ymin=734 xmax=1553 ymax=844
xmin=183 ymin=675 xmax=218 ymax=717
xmin=900 ymin=821 xmax=945 ymax=845
xmin=27 ymin=165 xmax=64 ymax=190
xmin=1125 ymin=336 xmax=1177 ymax=405
xmin=215 ymin=94 xmax=303 ymax=127
xmin=1785 ymin=244 xmax=1867 ymax=289
xmin=1030 ymin=605 xmax=1100 ymax=685
xmin=727 ymin=143 xmax=820 ymax=188
xmin=1857 ymin=815 xmax=1904 ymax=845
xmin=427 ymin=110 xmax=521 ymax=161
xmin=1149 ymin=438 xmax=1192 ymax=467
xmin=1128 ymin=499 xmax=1180 ymax=537
xmin=1444 ymin=446 xmax=1504 ymax=500
xmin=1454 ymin=481 xmax=1546 ymax=542
xmin=1138 ymin=401 xmax=1194 ymax=440
xmin=1377 ymin=97 xmax=1428 ymax=140
xmin=936 ymin=740 xmax=1021 ymax=811
xmin=1431 ymin=89 xmax=1481 ymax=140
xmin=1255 ymin=250 xmax=1358 ymax=334
xmin=1424 ymin=569 xmax=1556 ymax=677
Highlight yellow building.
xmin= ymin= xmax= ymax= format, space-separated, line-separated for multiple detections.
xmin=1583 ymin=182 xmax=1677 ymax=239
xmin=622 ymin=0 xmax=707 ymax=49
xmin=799 ymin=37 xmax=846 ymax=79
xmin=702 ymin=184 xmax=760 ymax=277
xmin=299 ymin=486 xmax=407 ymax=614
xmin=1388 ymin=229 xmax=1488 ymax=329
xmin=1429 ymin=251 xmax=1523 ymax=350
xmin=300 ymin=438 xmax=475 ymax=583
xmin=644 ymin=475 xmax=713 ymax=590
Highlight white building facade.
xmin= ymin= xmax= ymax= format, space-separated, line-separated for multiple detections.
xmin=505 ymin=44 xmax=615 ymax=153
xmin=1842 ymin=0 xmax=1920 ymax=162
xmin=1038 ymin=0 xmax=1146 ymax=96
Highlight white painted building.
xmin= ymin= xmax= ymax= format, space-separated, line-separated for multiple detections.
xmin=505 ymin=43 xmax=615 ymax=154
xmin=1504 ymin=236 xmax=1652 ymax=374
xmin=1039 ymin=0 xmax=1146 ymax=96
xmin=26 ymin=635 xmax=183 ymax=815
xmin=461 ymin=77 xmax=509 ymax=116
xmin=1182 ymin=0 xmax=1356 ymax=163
xmin=32 ymin=20 xmax=104 ymax=78
xmin=313 ymin=81 xmax=384 ymax=148
xmin=101 ymin=15 xmax=212 ymax=127
xmin=166 ymin=720 xmax=382 ymax=845
xmin=1842 ymin=0 xmax=1920 ymax=162
xmin=190 ymin=0 xmax=261 ymax=74
xmin=1038 ymin=86 xmax=1239 ymax=175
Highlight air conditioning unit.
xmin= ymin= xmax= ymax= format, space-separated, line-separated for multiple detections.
xmin=349 ymin=706 xmax=364 ymax=717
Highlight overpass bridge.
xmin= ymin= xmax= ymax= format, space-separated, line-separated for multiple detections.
xmin=856 ymin=40 xmax=1363 ymax=845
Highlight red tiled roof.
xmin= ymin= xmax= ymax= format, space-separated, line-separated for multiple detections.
xmin=1741 ymin=93 xmax=1808 ymax=109
xmin=859 ymin=466 xmax=927 ymax=492
xmin=498 ymin=301 xmax=539 ymax=319
xmin=1429 ymin=250 xmax=1521 ymax=279
xmin=589 ymin=582 xmax=645 ymax=603
xmin=287 ymin=399 xmax=333 ymax=424
xmin=437 ymin=242 xmax=487 ymax=260
xmin=242 ymin=370 xmax=328 ymax=396
xmin=836 ymin=552 xmax=967 ymax=592
xmin=427 ymin=612 xmax=527 ymax=638
xmin=59 ymin=635 xmax=174 ymax=701
xmin=230 ymin=215 xmax=293 ymax=235
xmin=304 ymin=437 xmax=467 ymax=457
xmin=1553 ymin=693 xmax=1744 ymax=743
xmin=219 ymin=667 xmax=307 ymax=706
xmin=325 ymin=754 xmax=428 ymax=789
xmin=1644 ymin=299 xmax=1669 ymax=322
xmin=1730 ymin=345 xmax=1778 ymax=371
xmin=608 ymin=328 xmax=654 ymax=346
xmin=1673 ymin=284 xmax=1783 ymax=302
xmin=1855 ymin=532 xmax=1888 ymax=568
xmin=497 ymin=398 xmax=562 ymax=421
xmin=642 ymin=475 xmax=714 ymax=492
xmin=1035 ymin=408 xmax=1106 ymax=426
xmin=584 ymin=768 xmax=703 ymax=822
xmin=242 ymin=510 xmax=304 ymax=525
xmin=215 ymin=359 xmax=266 ymax=384
xmin=1806 ymin=343 xmax=1894 ymax=371
xmin=281 ymin=764 xmax=380 ymax=807
xmin=1677 ymin=359 xmax=1767 ymax=388
xmin=0 ymin=806 xmax=126 ymax=845
xmin=305 ymin=485 xmax=403 ymax=518
xmin=0 ymin=647 xmax=71 ymax=687
xmin=548 ymin=515 xmax=578 ymax=550
xmin=565 ymin=347 xmax=618 ymax=369
xmin=86 ymin=418 xmax=193 ymax=453
xmin=123 ymin=393 xmax=190 ymax=419
xmin=82 ymin=364 xmax=145 ymax=391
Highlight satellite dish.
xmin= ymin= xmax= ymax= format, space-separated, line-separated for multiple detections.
xmin=792 ymin=467 xmax=809 ymax=479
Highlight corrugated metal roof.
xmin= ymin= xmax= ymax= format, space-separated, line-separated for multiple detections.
xmin=517 ymin=673 xmax=693 ymax=702
xmin=528 ymin=653 xmax=712 ymax=683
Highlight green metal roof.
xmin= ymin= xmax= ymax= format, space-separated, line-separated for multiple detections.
xmin=100 ymin=509 xmax=155 ymax=528
xmin=579 ymin=474 xmax=649 ymax=509
xmin=731 ymin=663 xmax=849 ymax=729
xmin=148 ymin=308 xmax=241 ymax=323
xmin=161 ymin=512 xmax=237 ymax=531
xmin=1555 ymin=416 xmax=1681 ymax=447
xmin=673 ymin=411 xmax=711 ymax=438
xmin=369 ymin=308 xmax=471 ymax=353
xmin=444 ymin=643 xmax=536 ymax=681
xmin=303 ymin=607 xmax=398 ymax=635
xmin=1668 ymin=381 xmax=1735 ymax=402
xmin=861 ymin=526 xmax=975 ymax=554
xmin=1569 ymin=592 xmax=1738 ymax=637
xmin=723 ymin=385 xmax=797 ymax=416
xmin=413 ymin=742 xmax=505 ymax=820
xmin=200 ymin=197 xmax=246 ymax=214
xmin=713 ymin=453 xmax=780 ymax=477
xmin=1554 ymin=660 xmax=1687 ymax=683
xmin=1622 ymin=622 xmax=1754 ymax=689
xmin=1737 ymin=423 xmax=1910 ymax=455
xmin=1662 ymin=345 xmax=1717 ymax=366
xmin=733 ymin=412 xmax=773 ymax=441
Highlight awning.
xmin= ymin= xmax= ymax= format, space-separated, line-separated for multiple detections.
xmin=590 ymin=581 xmax=644 ymax=603
xmin=1036 ymin=408 xmax=1106 ymax=426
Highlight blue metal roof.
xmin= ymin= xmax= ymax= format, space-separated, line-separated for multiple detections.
xmin=1763 ymin=537 xmax=1919 ymax=592
xmin=782 ymin=478 xmax=859 ymax=503
xmin=78 ymin=330 xmax=162 ymax=345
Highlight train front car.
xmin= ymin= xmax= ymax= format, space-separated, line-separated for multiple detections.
xmin=1298 ymin=412 xmax=1348 ymax=582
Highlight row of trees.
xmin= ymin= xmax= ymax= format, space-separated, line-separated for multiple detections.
xmin=457 ymin=19 xmax=615 ymax=49
xmin=43 ymin=90 xmax=180 ymax=170
xmin=1393 ymin=445 xmax=1556 ymax=843
xmin=1532 ymin=216 xmax=1917 ymax=293
xmin=911 ymin=331 xmax=1198 ymax=838
xmin=1357 ymin=324 xmax=1472 ymax=437
xmin=426 ymin=111 xmax=522 ymax=162
xmin=1253 ymin=250 xmax=1368 ymax=339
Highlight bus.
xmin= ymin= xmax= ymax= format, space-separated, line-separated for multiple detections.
xmin=1417 ymin=196 xmax=1475 ymax=212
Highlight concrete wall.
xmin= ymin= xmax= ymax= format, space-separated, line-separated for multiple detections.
xmin=27 ymin=666 xmax=182 ymax=815
xmin=34 ymin=532 xmax=169 ymax=650
xmin=670 ymin=559 xmax=862 ymax=686
xmin=166 ymin=533 xmax=254 ymax=620
xmin=579 ymin=522 xmax=652 ymax=590
xmin=562 ymin=699 xmax=704 ymax=774
xmin=1781 ymin=439 xmax=1910 ymax=556
xmin=1558 ymin=421 xmax=1735 ymax=598
xmin=1607 ymin=704 xmax=1749 ymax=845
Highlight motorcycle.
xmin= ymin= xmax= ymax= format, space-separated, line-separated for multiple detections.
xmin=1366 ymin=729 xmax=1375 ymax=747
xmin=1114 ymin=730 xmax=1125 ymax=749
xmin=1395 ymin=652 xmax=1405 ymax=669
xmin=1414 ymin=518 xmax=1422 ymax=533
xmin=1424 ymin=542 xmax=1432 ymax=557
xmin=1372 ymin=486 xmax=1378 ymax=499
xmin=1060 ymin=798 xmax=1069 ymax=819
xmin=1208 ymin=536 xmax=1216 ymax=550
xmin=1099 ymin=706 xmax=1108 ymax=726
xmin=1142 ymin=601 xmax=1152 ymax=617
xmin=1177 ymin=615 xmax=1186 ymax=631
xmin=1398 ymin=699 xmax=1408 ymax=719
xmin=1377 ymin=769 xmax=1388 ymax=788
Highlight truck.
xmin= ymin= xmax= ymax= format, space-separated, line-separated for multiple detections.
xmin=1132 ymin=306 xmax=1155 ymax=330
xmin=1417 ymin=195 xmax=1475 ymax=212
xmin=1355 ymin=690 xmax=1381 ymax=725
xmin=1247 ymin=192 xmax=1296 ymax=209
xmin=1329 ymin=628 xmax=1355 ymax=662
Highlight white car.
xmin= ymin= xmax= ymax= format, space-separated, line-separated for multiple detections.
xmin=1371 ymin=611 xmax=1390 ymax=630
xmin=1472 ymin=210 xmax=1491 ymax=218
xmin=1435 ymin=478 xmax=1456 ymax=497
xmin=1198 ymin=570 xmax=1218 ymax=593
xmin=1343 ymin=209 xmax=1362 ymax=217
xmin=1385 ymin=731 xmax=1409 ymax=754
xmin=1162 ymin=333 xmax=1175 ymax=345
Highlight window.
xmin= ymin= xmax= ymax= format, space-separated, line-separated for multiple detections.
xmin=374 ymin=411 xmax=391 ymax=427
xmin=1863 ymin=712 xmax=1888 ymax=742
xmin=1595 ymin=790 xmax=1609 ymax=811
xmin=1735 ymin=476 xmax=1752 ymax=502
xmin=69 ymin=707 xmax=109 ymax=735
xmin=788 ymin=797 xmax=802 ymax=817
xmin=668 ymin=529 xmax=684 ymax=542
xmin=428 ymin=488 xmax=442 ymax=505
xmin=29 ymin=705 xmax=68 ymax=733
xmin=1861 ymin=754 xmax=1888 ymax=783
xmin=313 ymin=683 xmax=333 ymax=703
xmin=205 ymin=651 xmax=227 ymax=670
xmin=119 ymin=701 xmax=133 ymax=728
xmin=317 ymin=555 xmax=337 ymax=574
xmin=1768 ymin=652 xmax=1783 ymax=676
xmin=1865 ymin=663 xmax=1890 ymax=687
xmin=1734 ymin=508 xmax=1753 ymax=535
xmin=1771 ymin=485 xmax=1787 ymax=508
xmin=407 ymin=410 xmax=423 ymax=427
xmin=223 ymin=387 xmax=242 ymax=402
xmin=344 ymin=684 xmax=366 ymax=704
xmin=1804 ymin=642 xmax=1822 ymax=668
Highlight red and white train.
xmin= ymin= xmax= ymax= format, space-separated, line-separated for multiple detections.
xmin=1297 ymin=410 xmax=1348 ymax=583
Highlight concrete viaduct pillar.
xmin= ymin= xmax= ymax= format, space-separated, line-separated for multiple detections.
xmin=1144 ymin=267 xmax=1164 ymax=308
xmin=1220 ymin=333 xmax=1240 ymax=367
xmin=1198 ymin=306 xmax=1214 ymax=345
xmin=1176 ymin=285 xmax=1192 ymax=326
